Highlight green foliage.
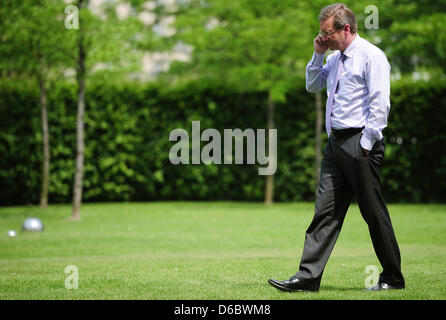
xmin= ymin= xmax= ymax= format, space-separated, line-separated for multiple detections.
xmin=170 ymin=0 xmax=315 ymax=102
xmin=1 ymin=78 xmax=444 ymax=205
xmin=1 ymin=0 xmax=444 ymax=208
xmin=382 ymin=76 xmax=446 ymax=202
xmin=353 ymin=0 xmax=446 ymax=74
xmin=0 ymin=0 xmax=75 ymax=82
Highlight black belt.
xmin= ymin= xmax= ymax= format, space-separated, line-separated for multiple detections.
xmin=331 ymin=127 xmax=364 ymax=139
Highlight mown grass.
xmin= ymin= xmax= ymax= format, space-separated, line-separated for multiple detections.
xmin=0 ymin=202 xmax=445 ymax=300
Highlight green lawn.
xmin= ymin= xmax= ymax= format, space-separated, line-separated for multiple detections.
xmin=0 ymin=202 xmax=445 ymax=300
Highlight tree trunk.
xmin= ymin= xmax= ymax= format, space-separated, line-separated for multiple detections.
xmin=39 ymin=69 xmax=50 ymax=208
xmin=314 ymin=91 xmax=322 ymax=196
xmin=71 ymin=1 xmax=86 ymax=221
xmin=264 ymin=95 xmax=275 ymax=205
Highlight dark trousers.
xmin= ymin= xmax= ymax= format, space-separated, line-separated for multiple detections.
xmin=296 ymin=130 xmax=405 ymax=287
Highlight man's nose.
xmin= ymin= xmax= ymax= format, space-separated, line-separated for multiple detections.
xmin=322 ymin=35 xmax=330 ymax=41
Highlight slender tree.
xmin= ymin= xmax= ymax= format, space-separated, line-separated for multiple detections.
xmin=170 ymin=0 xmax=315 ymax=204
xmin=70 ymin=0 xmax=148 ymax=219
xmin=0 ymin=0 xmax=75 ymax=207
xmin=38 ymin=54 xmax=50 ymax=207
xmin=71 ymin=0 xmax=87 ymax=220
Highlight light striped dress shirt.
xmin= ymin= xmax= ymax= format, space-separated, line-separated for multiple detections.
xmin=306 ymin=34 xmax=391 ymax=151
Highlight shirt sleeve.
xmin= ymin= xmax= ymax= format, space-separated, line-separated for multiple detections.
xmin=360 ymin=53 xmax=391 ymax=151
xmin=305 ymin=52 xmax=330 ymax=93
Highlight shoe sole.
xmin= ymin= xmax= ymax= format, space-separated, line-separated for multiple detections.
xmin=362 ymin=286 xmax=405 ymax=291
xmin=267 ymin=279 xmax=318 ymax=292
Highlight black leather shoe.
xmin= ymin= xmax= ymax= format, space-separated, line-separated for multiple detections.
xmin=268 ymin=277 xmax=319 ymax=292
xmin=365 ymin=282 xmax=405 ymax=291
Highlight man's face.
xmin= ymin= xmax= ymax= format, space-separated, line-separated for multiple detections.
xmin=319 ymin=16 xmax=344 ymax=51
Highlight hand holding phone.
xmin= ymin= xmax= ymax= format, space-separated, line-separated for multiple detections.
xmin=314 ymin=35 xmax=328 ymax=54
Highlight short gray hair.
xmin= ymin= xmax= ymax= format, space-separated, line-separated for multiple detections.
xmin=318 ymin=3 xmax=357 ymax=34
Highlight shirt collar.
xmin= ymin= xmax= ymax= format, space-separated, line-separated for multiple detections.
xmin=341 ymin=33 xmax=361 ymax=58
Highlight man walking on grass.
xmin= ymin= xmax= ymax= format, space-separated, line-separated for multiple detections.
xmin=268 ymin=3 xmax=405 ymax=292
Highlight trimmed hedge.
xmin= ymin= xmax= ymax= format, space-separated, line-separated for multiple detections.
xmin=0 ymin=78 xmax=445 ymax=205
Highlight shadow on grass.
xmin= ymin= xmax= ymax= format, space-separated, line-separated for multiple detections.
xmin=320 ymin=285 xmax=362 ymax=292
xmin=230 ymin=281 xmax=364 ymax=295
